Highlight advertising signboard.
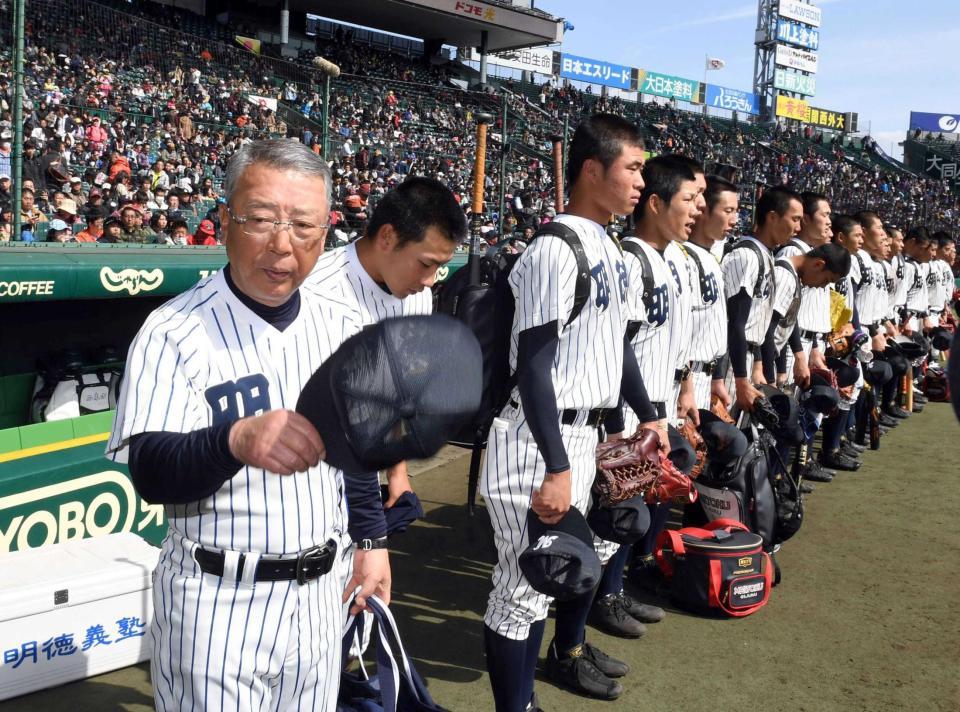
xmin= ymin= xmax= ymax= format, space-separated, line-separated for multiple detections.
xmin=806 ymin=106 xmax=846 ymax=130
xmin=705 ymin=85 xmax=760 ymax=115
xmin=775 ymin=44 xmax=819 ymax=73
xmin=774 ymin=68 xmax=816 ymax=96
xmin=909 ymin=112 xmax=960 ymax=133
xmin=776 ymin=18 xmax=820 ymax=50
xmin=559 ymin=52 xmax=635 ymax=90
xmin=775 ymin=95 xmax=809 ymax=121
xmin=778 ymin=0 xmax=822 ymax=27
xmin=462 ymin=46 xmax=555 ymax=74
xmin=639 ymin=70 xmax=700 ymax=103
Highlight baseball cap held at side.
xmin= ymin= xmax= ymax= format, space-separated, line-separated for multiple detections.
xmin=296 ymin=315 xmax=482 ymax=473
xmin=520 ymin=508 xmax=602 ymax=600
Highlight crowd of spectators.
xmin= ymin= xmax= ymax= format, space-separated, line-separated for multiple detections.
xmin=0 ymin=0 xmax=955 ymax=248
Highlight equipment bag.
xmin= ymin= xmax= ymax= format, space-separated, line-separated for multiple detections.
xmin=921 ymin=366 xmax=951 ymax=402
xmin=338 ymin=595 xmax=448 ymax=712
xmin=655 ymin=519 xmax=773 ymax=617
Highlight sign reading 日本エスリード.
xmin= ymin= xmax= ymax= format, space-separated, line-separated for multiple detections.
xmin=705 ymin=85 xmax=760 ymax=115
xmin=776 ymin=18 xmax=820 ymax=50
xmin=559 ymin=52 xmax=635 ymax=90
xmin=639 ymin=71 xmax=700 ymax=103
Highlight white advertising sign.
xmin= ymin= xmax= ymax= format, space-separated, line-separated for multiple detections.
xmin=775 ymin=44 xmax=819 ymax=74
xmin=778 ymin=0 xmax=822 ymax=27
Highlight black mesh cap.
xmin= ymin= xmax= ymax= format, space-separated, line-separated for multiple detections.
xmin=296 ymin=315 xmax=482 ymax=473
xmin=519 ymin=508 xmax=601 ymax=600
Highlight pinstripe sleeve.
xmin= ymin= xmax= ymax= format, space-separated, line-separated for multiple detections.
xmin=721 ymin=248 xmax=757 ymax=298
xmin=510 ymin=235 xmax=578 ymax=332
xmin=772 ymin=264 xmax=796 ymax=316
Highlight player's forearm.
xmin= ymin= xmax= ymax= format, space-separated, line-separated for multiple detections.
xmin=128 ymin=423 xmax=242 ymax=504
xmin=516 ymin=322 xmax=569 ymax=474
xmin=621 ymin=339 xmax=657 ymax=423
xmin=342 ymin=471 xmax=388 ymax=542
xmin=727 ymin=290 xmax=752 ymax=378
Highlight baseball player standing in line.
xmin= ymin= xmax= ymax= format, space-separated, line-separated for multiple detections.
xmin=931 ymin=232 xmax=956 ymax=327
xmin=307 ymin=177 xmax=467 ymax=651
xmin=588 ymin=155 xmax=703 ymax=638
xmin=901 ymin=227 xmax=933 ymax=337
xmin=481 ymin=114 xmax=660 ymax=710
xmin=686 ymin=174 xmax=738 ymax=411
xmin=722 ymin=187 xmax=804 ymax=413
xmin=107 ymin=140 xmax=391 ymax=712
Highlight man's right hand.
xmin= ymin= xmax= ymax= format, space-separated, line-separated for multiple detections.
xmin=531 ymin=471 xmax=571 ymax=525
xmin=735 ymin=377 xmax=762 ymax=413
xmin=228 ymin=410 xmax=325 ymax=475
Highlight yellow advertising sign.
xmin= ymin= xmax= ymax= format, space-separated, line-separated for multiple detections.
xmin=775 ymin=95 xmax=809 ymax=121
xmin=806 ymin=107 xmax=846 ymax=130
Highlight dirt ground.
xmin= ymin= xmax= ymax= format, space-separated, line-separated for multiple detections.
xmin=2 ymin=404 xmax=958 ymax=711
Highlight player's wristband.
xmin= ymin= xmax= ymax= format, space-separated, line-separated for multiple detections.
xmin=357 ymin=536 xmax=389 ymax=550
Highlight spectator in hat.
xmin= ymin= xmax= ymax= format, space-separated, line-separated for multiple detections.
xmin=98 ymin=214 xmax=123 ymax=243
xmin=54 ymin=197 xmax=79 ymax=226
xmin=67 ymin=176 xmax=87 ymax=205
xmin=118 ymin=204 xmax=155 ymax=243
xmin=82 ymin=186 xmax=105 ymax=218
xmin=189 ymin=218 xmax=217 ymax=246
xmin=75 ymin=213 xmax=104 ymax=242
xmin=85 ymin=117 xmax=108 ymax=153
xmin=46 ymin=218 xmax=73 ymax=243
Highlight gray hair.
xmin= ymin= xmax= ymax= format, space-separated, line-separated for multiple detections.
xmin=223 ymin=139 xmax=332 ymax=209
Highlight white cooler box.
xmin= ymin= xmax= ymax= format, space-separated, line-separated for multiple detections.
xmin=0 ymin=532 xmax=160 ymax=701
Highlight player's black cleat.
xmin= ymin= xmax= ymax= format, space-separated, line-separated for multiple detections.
xmin=839 ymin=442 xmax=863 ymax=461
xmin=589 ymin=594 xmax=645 ymax=638
xmin=546 ymin=641 xmax=623 ymax=700
xmin=878 ymin=413 xmax=899 ymax=428
xmin=821 ymin=449 xmax=861 ymax=471
xmin=617 ymin=590 xmax=665 ymax=623
xmin=799 ymin=481 xmax=815 ymax=494
xmin=841 ymin=439 xmax=867 ymax=453
xmin=884 ymin=405 xmax=910 ymax=419
xmin=800 ymin=460 xmax=834 ymax=482
xmin=580 ymin=641 xmax=629 ymax=678
xmin=524 ymin=693 xmax=545 ymax=712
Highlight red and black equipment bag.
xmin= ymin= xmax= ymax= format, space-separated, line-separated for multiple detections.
xmin=654 ymin=519 xmax=773 ymax=617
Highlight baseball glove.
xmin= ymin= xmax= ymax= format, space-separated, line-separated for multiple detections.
xmin=594 ymin=429 xmax=697 ymax=507
xmin=710 ymin=396 xmax=735 ymax=424
xmin=824 ymin=331 xmax=851 ymax=357
xmin=680 ymin=419 xmax=707 ymax=479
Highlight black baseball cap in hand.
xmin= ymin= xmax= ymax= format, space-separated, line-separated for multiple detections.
xmin=296 ymin=315 xmax=482 ymax=472
xmin=519 ymin=508 xmax=602 ymax=600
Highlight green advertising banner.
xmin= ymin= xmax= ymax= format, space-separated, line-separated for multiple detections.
xmin=638 ymin=70 xmax=701 ymax=103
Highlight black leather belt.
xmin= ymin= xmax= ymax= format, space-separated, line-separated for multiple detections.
xmin=194 ymin=540 xmax=338 ymax=585
xmin=561 ymin=408 xmax=607 ymax=427
xmin=690 ymin=361 xmax=715 ymax=376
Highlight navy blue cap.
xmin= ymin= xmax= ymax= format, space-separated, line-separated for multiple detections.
xmin=800 ymin=371 xmax=840 ymax=414
xmin=297 ymin=315 xmax=482 ymax=472
xmin=379 ymin=486 xmax=424 ymax=535
xmin=929 ymin=327 xmax=952 ymax=352
xmin=758 ymin=385 xmax=803 ymax=446
xmin=519 ymin=508 xmax=601 ymax=601
xmin=697 ymin=409 xmax=748 ymax=466
xmin=826 ymin=356 xmax=860 ymax=388
xmin=666 ymin=423 xmax=696 ymax=475
xmin=863 ymin=359 xmax=893 ymax=386
xmin=587 ymin=494 xmax=650 ymax=545
xmin=889 ymin=336 xmax=926 ymax=361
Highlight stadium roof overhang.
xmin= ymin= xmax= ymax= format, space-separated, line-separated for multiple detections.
xmin=298 ymin=0 xmax=563 ymax=52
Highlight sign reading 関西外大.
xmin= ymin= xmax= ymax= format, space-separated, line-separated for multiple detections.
xmin=559 ymin=52 xmax=635 ymax=91
xmin=775 ymin=68 xmax=816 ymax=97
xmin=778 ymin=0 xmax=822 ymax=27
xmin=639 ymin=71 xmax=700 ymax=103
xmin=776 ymin=18 xmax=820 ymax=50
xmin=705 ymin=85 xmax=760 ymax=115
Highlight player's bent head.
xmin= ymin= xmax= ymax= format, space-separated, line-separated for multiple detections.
xmin=635 ymin=154 xmax=700 ymax=222
xmin=566 ymin=113 xmax=644 ymax=188
xmin=366 ymin=176 xmax=467 ymax=248
xmin=802 ymin=243 xmax=851 ymax=287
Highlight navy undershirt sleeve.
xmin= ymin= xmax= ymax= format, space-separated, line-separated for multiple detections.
xmin=761 ymin=311 xmax=782 ymax=382
xmin=129 ymin=424 xmax=242 ymax=504
xmin=516 ymin=322 xmax=569 ymax=474
xmin=342 ymin=471 xmax=388 ymax=541
xmin=850 ymin=282 xmax=862 ymax=330
xmin=727 ymin=289 xmax=752 ymax=378
xmin=620 ymin=336 xmax=657 ymax=423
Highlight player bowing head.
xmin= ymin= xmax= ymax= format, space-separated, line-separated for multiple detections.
xmin=220 ymin=139 xmax=332 ymax=306
xmin=566 ymin=113 xmax=646 ymax=220
xmin=357 ymin=177 xmax=467 ymax=299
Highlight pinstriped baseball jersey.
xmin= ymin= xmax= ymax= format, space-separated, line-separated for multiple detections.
xmin=927 ymin=259 xmax=942 ymax=313
xmin=308 ymin=240 xmax=433 ymax=325
xmin=889 ymin=255 xmax=909 ymax=313
xmin=772 ymin=259 xmax=801 ymax=352
xmin=665 ymin=241 xmax=694 ymax=371
xmin=508 ymin=214 xmax=633 ymax=409
xmin=778 ymin=239 xmax=832 ymax=333
xmin=904 ymin=258 xmax=929 ymax=312
xmin=622 ymin=236 xmax=677 ymax=404
xmin=107 ymin=270 xmax=358 ymax=554
xmin=685 ymin=241 xmax=727 ymax=362
xmin=721 ymin=236 xmax=776 ymax=344
xmin=931 ymin=259 xmax=952 ymax=312
xmin=855 ymin=251 xmax=889 ymax=326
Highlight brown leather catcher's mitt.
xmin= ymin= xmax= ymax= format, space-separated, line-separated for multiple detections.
xmin=680 ymin=419 xmax=707 ymax=479
xmin=594 ymin=429 xmax=697 ymax=507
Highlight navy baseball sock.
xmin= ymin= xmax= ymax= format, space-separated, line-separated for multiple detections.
xmin=822 ymin=413 xmax=845 ymax=452
xmin=596 ymin=544 xmax=631 ymax=598
xmin=484 ymin=625 xmax=528 ymax=712
xmin=882 ymin=378 xmax=898 ymax=409
xmin=636 ymin=502 xmax=671 ymax=557
xmin=553 ymin=583 xmax=599 ymax=654
xmin=519 ymin=619 xmax=546 ymax=709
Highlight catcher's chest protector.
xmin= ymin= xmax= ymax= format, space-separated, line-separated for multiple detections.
xmin=690 ymin=439 xmax=777 ymax=548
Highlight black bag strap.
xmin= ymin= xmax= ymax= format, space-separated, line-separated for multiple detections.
xmin=732 ymin=239 xmax=768 ymax=298
xmin=774 ymin=258 xmax=801 ymax=299
xmin=684 ymin=244 xmax=713 ymax=303
xmin=853 ymin=252 xmax=866 ymax=286
xmin=531 ymin=222 xmax=590 ymax=327
xmin=620 ymin=239 xmax=656 ymax=341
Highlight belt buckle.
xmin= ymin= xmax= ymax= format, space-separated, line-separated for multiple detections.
xmin=295 ymin=543 xmax=330 ymax=585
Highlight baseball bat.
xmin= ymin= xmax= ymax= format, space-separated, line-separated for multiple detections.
xmin=550 ymin=134 xmax=564 ymax=214
xmin=468 ymin=112 xmax=494 ymax=285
